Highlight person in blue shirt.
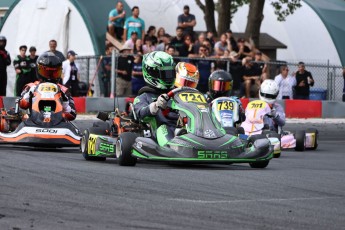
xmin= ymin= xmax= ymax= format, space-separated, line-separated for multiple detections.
xmin=108 ymin=2 xmax=126 ymax=41
xmin=123 ymin=6 xmax=145 ymax=41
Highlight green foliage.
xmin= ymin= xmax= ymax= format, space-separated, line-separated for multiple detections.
xmin=270 ymin=0 xmax=302 ymax=21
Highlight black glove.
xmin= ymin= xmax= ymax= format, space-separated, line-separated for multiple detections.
xmin=267 ymin=109 xmax=279 ymax=119
xmin=61 ymin=92 xmax=68 ymax=102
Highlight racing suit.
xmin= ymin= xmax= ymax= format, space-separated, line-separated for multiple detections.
xmin=19 ymin=81 xmax=77 ymax=121
xmin=263 ymin=102 xmax=285 ymax=132
xmin=133 ymin=86 xmax=178 ymax=144
xmin=0 ymin=47 xmax=11 ymax=96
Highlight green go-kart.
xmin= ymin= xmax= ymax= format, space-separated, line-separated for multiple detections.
xmin=116 ymin=87 xmax=273 ymax=168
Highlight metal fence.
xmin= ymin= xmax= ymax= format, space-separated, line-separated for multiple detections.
xmin=75 ymin=54 xmax=344 ymax=100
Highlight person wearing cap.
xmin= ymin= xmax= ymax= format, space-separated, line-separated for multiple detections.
xmin=62 ymin=50 xmax=80 ymax=97
xmin=108 ymin=1 xmax=126 ymax=41
xmin=123 ymin=6 xmax=145 ymax=41
xmin=116 ymin=44 xmax=134 ymax=96
xmin=28 ymin=46 xmax=39 ymax=83
xmin=13 ymin=45 xmax=32 ymax=96
xmin=178 ymin=5 xmax=196 ymax=38
xmin=123 ymin=31 xmax=138 ymax=49
xmin=0 ymin=35 xmax=11 ymax=96
xmin=48 ymin=40 xmax=66 ymax=62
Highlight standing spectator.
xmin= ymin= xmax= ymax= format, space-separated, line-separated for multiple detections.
xmin=229 ymin=51 xmax=243 ymax=97
xmin=133 ymin=39 xmax=143 ymax=55
xmin=48 ymin=40 xmax=66 ymax=62
xmin=142 ymin=36 xmax=156 ymax=54
xmin=101 ymin=46 xmax=114 ymax=97
xmin=123 ymin=6 xmax=145 ymax=41
xmin=274 ymin=65 xmax=296 ymax=100
xmin=156 ymin=27 xmax=166 ymax=44
xmin=193 ymin=45 xmax=214 ymax=93
xmin=178 ymin=5 xmax=197 ymax=38
xmin=235 ymin=38 xmax=251 ymax=60
xmin=156 ymin=33 xmax=171 ymax=52
xmin=123 ymin=31 xmax=138 ymax=49
xmin=28 ymin=46 xmax=38 ymax=83
xmin=131 ymin=54 xmax=145 ymax=95
xmin=253 ymin=51 xmax=268 ymax=81
xmin=116 ymin=45 xmax=134 ymax=96
xmin=62 ymin=50 xmax=80 ymax=97
xmin=0 ymin=35 xmax=11 ymax=96
xmin=294 ymin=62 xmax=314 ymax=100
xmin=242 ymin=57 xmax=261 ymax=98
xmin=144 ymin=26 xmax=158 ymax=46
xmin=170 ymin=27 xmax=184 ymax=56
xmin=13 ymin=45 xmax=31 ymax=96
xmin=225 ymin=29 xmax=238 ymax=52
xmin=108 ymin=1 xmax=126 ymax=41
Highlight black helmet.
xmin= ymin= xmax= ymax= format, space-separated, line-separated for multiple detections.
xmin=0 ymin=35 xmax=7 ymax=48
xmin=208 ymin=70 xmax=233 ymax=99
xmin=37 ymin=52 xmax=62 ymax=83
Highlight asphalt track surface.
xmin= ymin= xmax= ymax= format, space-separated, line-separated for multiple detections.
xmin=1 ymin=119 xmax=345 ymax=230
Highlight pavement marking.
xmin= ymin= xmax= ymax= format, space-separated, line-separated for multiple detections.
xmin=170 ymin=196 xmax=343 ymax=204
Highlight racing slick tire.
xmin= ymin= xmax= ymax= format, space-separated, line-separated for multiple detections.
xmin=81 ymin=127 xmax=107 ymax=161
xmin=294 ymin=130 xmax=306 ymax=152
xmin=265 ymin=132 xmax=281 ymax=158
xmin=247 ymin=134 xmax=270 ymax=168
xmin=224 ymin=127 xmax=238 ymax=135
xmin=306 ymin=128 xmax=318 ymax=150
xmin=116 ymin=132 xmax=137 ymax=166
xmin=249 ymin=160 xmax=270 ymax=169
xmin=246 ymin=134 xmax=267 ymax=148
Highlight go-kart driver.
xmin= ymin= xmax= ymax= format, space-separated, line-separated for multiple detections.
xmin=258 ymin=79 xmax=285 ymax=131
xmin=206 ymin=70 xmax=245 ymax=123
xmin=133 ymin=51 xmax=178 ymax=144
xmin=19 ymin=52 xmax=77 ymax=121
xmin=174 ymin=62 xmax=199 ymax=89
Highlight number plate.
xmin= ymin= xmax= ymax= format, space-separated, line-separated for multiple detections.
xmin=179 ymin=93 xmax=207 ymax=103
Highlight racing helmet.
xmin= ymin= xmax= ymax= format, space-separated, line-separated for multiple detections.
xmin=174 ymin=62 xmax=199 ymax=88
xmin=0 ymin=35 xmax=6 ymax=48
xmin=208 ymin=70 xmax=233 ymax=99
xmin=259 ymin=79 xmax=279 ymax=104
xmin=37 ymin=52 xmax=62 ymax=83
xmin=142 ymin=51 xmax=176 ymax=90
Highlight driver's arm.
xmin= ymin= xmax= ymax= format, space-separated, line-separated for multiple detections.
xmin=59 ymin=85 xmax=77 ymax=121
xmin=272 ymin=104 xmax=285 ymax=127
xmin=19 ymin=83 xmax=37 ymax=109
xmin=133 ymin=93 xmax=155 ymax=119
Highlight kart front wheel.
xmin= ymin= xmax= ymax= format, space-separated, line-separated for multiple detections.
xmin=306 ymin=128 xmax=318 ymax=150
xmin=116 ymin=132 xmax=137 ymax=166
xmin=249 ymin=160 xmax=269 ymax=168
xmin=81 ymin=127 xmax=107 ymax=161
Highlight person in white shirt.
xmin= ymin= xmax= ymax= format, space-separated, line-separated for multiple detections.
xmin=274 ymin=65 xmax=296 ymax=100
xmin=62 ymin=50 xmax=80 ymax=96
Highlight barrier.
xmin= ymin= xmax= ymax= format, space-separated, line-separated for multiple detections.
xmin=0 ymin=96 xmax=3 ymax=109
xmin=285 ymin=100 xmax=322 ymax=118
xmin=73 ymin=97 xmax=86 ymax=113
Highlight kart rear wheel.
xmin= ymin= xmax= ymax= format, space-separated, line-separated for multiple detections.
xmin=246 ymin=134 xmax=267 ymax=148
xmin=294 ymin=130 xmax=306 ymax=152
xmin=249 ymin=160 xmax=270 ymax=168
xmin=81 ymin=127 xmax=107 ymax=161
xmin=306 ymin=128 xmax=318 ymax=150
xmin=116 ymin=132 xmax=137 ymax=166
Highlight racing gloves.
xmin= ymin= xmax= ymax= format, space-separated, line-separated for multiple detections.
xmin=267 ymin=109 xmax=279 ymax=120
xmin=149 ymin=94 xmax=169 ymax=115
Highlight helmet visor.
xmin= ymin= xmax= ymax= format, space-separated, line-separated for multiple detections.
xmin=260 ymin=91 xmax=277 ymax=99
xmin=37 ymin=64 xmax=62 ymax=80
xmin=147 ymin=65 xmax=176 ymax=85
xmin=210 ymin=80 xmax=232 ymax=92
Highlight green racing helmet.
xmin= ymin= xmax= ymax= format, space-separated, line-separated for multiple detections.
xmin=142 ymin=51 xmax=176 ymax=90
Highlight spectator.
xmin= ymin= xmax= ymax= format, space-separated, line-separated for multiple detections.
xmin=225 ymin=29 xmax=238 ymax=52
xmin=28 ymin=46 xmax=38 ymax=82
xmin=193 ymin=45 xmax=214 ymax=93
xmin=123 ymin=6 xmax=145 ymax=41
xmin=131 ymin=54 xmax=145 ymax=95
xmin=62 ymin=50 xmax=80 ymax=97
xmin=108 ymin=1 xmax=126 ymax=41
xmin=253 ymin=51 xmax=268 ymax=81
xmin=235 ymin=38 xmax=251 ymax=60
xmin=193 ymin=32 xmax=206 ymax=54
xmin=177 ymin=5 xmax=196 ymax=38
xmin=123 ymin=31 xmax=138 ymax=49
xmin=242 ymin=57 xmax=261 ymax=98
xmin=206 ymin=31 xmax=216 ymax=48
xmin=178 ymin=35 xmax=194 ymax=57
xmin=133 ymin=39 xmax=143 ymax=55
xmin=156 ymin=33 xmax=171 ymax=52
xmin=165 ymin=45 xmax=176 ymax=56
xmin=116 ymin=45 xmax=134 ymax=96
xmin=101 ymin=45 xmax=115 ymax=97
xmin=13 ymin=45 xmax=31 ymax=96
xmin=144 ymin=25 xmax=158 ymax=46
xmin=0 ymin=35 xmax=11 ymax=96
xmin=156 ymin=27 xmax=166 ymax=44
xmin=202 ymin=39 xmax=214 ymax=56
xmin=214 ymin=33 xmax=228 ymax=54
xmin=170 ymin=26 xmax=184 ymax=56
xmin=229 ymin=51 xmax=243 ymax=96
xmin=274 ymin=65 xmax=296 ymax=100
xmin=294 ymin=62 xmax=314 ymax=100
xmin=142 ymin=36 xmax=156 ymax=54
xmin=48 ymin=40 xmax=66 ymax=62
